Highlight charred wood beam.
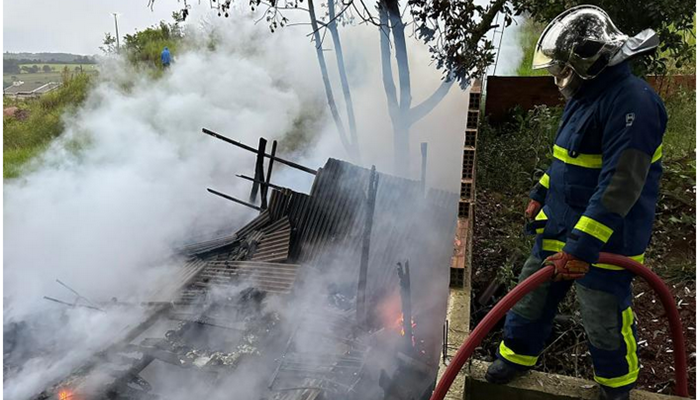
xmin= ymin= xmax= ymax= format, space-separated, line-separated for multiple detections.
xmin=356 ymin=165 xmax=378 ymax=326
xmin=397 ymin=260 xmax=413 ymax=351
xmin=236 ymin=174 xmax=286 ymax=191
xmin=56 ymin=278 xmax=102 ymax=310
xmin=443 ymin=319 xmax=449 ymax=365
xmin=207 ymin=188 xmax=262 ymax=211
xmin=202 ymin=128 xmax=317 ymax=175
xmin=43 ymin=296 xmax=104 ymax=312
xmin=250 ymin=137 xmax=267 ymax=204
xmin=262 ymin=140 xmax=278 ymax=210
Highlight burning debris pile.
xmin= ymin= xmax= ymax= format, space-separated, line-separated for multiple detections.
xmin=24 ymin=133 xmax=457 ymax=400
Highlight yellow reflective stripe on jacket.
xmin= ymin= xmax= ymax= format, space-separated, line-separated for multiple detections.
xmin=651 ymin=145 xmax=663 ymax=163
xmin=539 ymin=173 xmax=550 ymax=189
xmin=535 ymin=209 xmax=548 ymax=234
xmin=499 ymin=341 xmax=538 ymax=367
xmin=593 ymin=254 xmax=645 ymax=271
xmin=595 ymin=307 xmax=639 ymax=388
xmin=575 ymin=216 xmax=614 ymax=243
xmin=553 ymin=144 xmax=661 ymax=168
xmin=542 ymin=238 xmax=644 ymax=270
xmin=553 ymin=145 xmax=603 ymax=168
xmin=542 ymin=239 xmax=565 ymax=253
xmin=535 ymin=209 xmax=547 ymax=221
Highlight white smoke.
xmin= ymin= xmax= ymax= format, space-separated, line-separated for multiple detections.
xmin=493 ymin=15 xmax=527 ymax=76
xmin=3 ymin=7 xmax=469 ymax=399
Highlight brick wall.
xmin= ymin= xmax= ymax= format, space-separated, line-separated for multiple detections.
xmin=484 ymin=74 xmax=695 ymax=124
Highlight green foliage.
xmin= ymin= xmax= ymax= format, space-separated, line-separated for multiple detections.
xmin=100 ymin=33 xmax=118 ymax=55
xmin=4 ymin=58 xmax=21 ymax=74
xmin=122 ymin=21 xmax=183 ymax=69
xmin=3 ymin=73 xmax=91 ymax=179
xmin=647 ymin=155 xmax=696 ymax=281
xmin=408 ymin=0 xmax=513 ymax=88
xmin=663 ymin=88 xmax=696 ymax=159
xmin=477 ymin=105 xmax=562 ymax=195
xmin=516 ymin=19 xmax=550 ymax=77
xmin=514 ymin=1 xmax=696 ymax=76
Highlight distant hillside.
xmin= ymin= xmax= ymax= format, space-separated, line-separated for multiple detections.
xmin=3 ymin=52 xmax=97 ymax=64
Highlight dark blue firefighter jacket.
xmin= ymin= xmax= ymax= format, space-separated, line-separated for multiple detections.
xmin=529 ymin=62 xmax=667 ymax=266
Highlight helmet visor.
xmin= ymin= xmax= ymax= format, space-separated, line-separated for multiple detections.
xmin=531 ymin=5 xmax=628 ymax=73
xmin=532 ymin=18 xmax=568 ymax=70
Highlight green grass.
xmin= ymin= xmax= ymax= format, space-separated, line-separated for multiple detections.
xmin=3 ymin=73 xmax=92 ymax=179
xmin=4 ymin=70 xmax=98 ymax=88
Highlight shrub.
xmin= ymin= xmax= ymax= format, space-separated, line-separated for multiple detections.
xmin=477 ymin=105 xmax=562 ymax=195
xmin=123 ymin=21 xmax=183 ymax=69
xmin=663 ymin=88 xmax=696 ymax=160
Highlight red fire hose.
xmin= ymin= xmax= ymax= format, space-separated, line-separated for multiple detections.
xmin=431 ymin=253 xmax=689 ymax=399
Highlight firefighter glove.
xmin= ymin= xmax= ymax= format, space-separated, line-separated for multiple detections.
xmin=525 ymin=200 xmax=542 ymax=220
xmin=545 ymin=251 xmax=589 ymax=281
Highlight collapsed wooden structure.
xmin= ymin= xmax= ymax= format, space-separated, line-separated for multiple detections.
xmin=30 ymin=130 xmax=458 ymax=400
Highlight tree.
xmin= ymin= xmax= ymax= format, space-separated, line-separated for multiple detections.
xmin=151 ymin=0 xmax=510 ymax=173
xmin=100 ymin=33 xmax=118 ymax=54
xmin=250 ymin=0 xmax=511 ymax=173
xmin=409 ymin=0 xmax=512 ymax=88
xmin=512 ymin=0 xmax=695 ymax=75
xmin=248 ymin=0 xmax=361 ymax=161
xmin=42 ymin=65 xmax=52 ymax=73
xmin=30 ymin=65 xmax=40 ymax=73
xmin=123 ymin=21 xmax=183 ymax=67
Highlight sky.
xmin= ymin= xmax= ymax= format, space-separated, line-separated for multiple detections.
xmin=3 ymin=0 xmax=213 ymax=55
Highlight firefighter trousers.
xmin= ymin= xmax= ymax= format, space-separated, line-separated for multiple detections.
xmin=497 ymin=255 xmax=639 ymax=391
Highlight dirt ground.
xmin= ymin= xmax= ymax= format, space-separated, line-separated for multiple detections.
xmin=470 ymin=188 xmax=697 ymax=397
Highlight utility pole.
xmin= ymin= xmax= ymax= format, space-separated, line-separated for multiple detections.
xmin=111 ymin=13 xmax=120 ymax=52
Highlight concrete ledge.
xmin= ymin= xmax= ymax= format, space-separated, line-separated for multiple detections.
xmin=437 ymin=288 xmax=472 ymax=400
xmin=464 ymin=360 xmax=685 ymax=400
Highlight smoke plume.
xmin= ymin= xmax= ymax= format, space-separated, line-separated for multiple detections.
xmin=4 ymin=8 xmax=467 ymax=399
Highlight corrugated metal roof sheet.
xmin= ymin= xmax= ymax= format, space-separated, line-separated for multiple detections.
xmin=178 ymin=158 xmax=456 ymax=320
xmin=180 ymin=261 xmax=300 ymax=302
xmin=251 ymin=217 xmax=291 ymax=262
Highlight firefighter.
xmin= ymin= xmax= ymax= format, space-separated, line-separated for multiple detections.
xmin=485 ymin=6 xmax=666 ymax=400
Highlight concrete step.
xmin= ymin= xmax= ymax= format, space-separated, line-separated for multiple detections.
xmin=464 ymin=360 xmax=686 ymax=400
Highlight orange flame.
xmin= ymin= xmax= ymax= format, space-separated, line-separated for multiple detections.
xmin=396 ymin=314 xmax=417 ymax=336
xmin=396 ymin=313 xmax=418 ymax=347
xmin=58 ymin=390 xmax=72 ymax=400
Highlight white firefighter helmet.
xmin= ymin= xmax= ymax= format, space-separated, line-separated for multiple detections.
xmin=532 ymin=5 xmax=659 ymax=97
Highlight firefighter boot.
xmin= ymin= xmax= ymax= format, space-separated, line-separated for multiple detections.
xmin=485 ymin=358 xmax=524 ymax=384
xmin=599 ymin=385 xmax=631 ymax=400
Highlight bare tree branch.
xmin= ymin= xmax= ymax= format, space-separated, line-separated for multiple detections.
xmin=307 ymin=0 xmax=353 ymax=153
xmin=378 ymin=2 xmax=399 ymax=123
xmin=328 ymin=0 xmax=360 ymax=158
xmin=408 ymin=77 xmax=454 ymax=126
